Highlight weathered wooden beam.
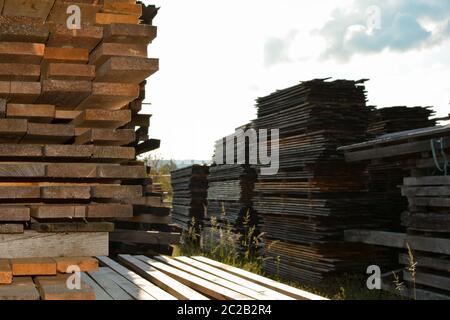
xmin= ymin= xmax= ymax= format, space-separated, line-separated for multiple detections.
xmin=2 ymin=0 xmax=55 ymax=20
xmin=76 ymin=82 xmax=139 ymax=110
xmin=0 ymin=42 xmax=45 ymax=64
xmin=103 ymin=23 xmax=156 ymax=44
xmin=0 ymin=231 xmax=109 ymax=258
xmin=44 ymin=63 xmax=95 ymax=81
xmin=72 ymin=109 xmax=131 ymax=129
xmin=75 ymin=128 xmax=135 ymax=146
xmin=95 ymin=57 xmax=159 ymax=84
xmin=37 ymin=80 xmax=92 ymax=109
xmin=345 ymin=230 xmax=450 ymax=255
xmin=90 ymin=42 xmax=147 ymax=67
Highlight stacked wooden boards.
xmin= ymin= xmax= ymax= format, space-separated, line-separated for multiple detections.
xmin=93 ymin=255 xmax=327 ymax=300
xmin=341 ymin=125 xmax=450 ymax=299
xmin=171 ymin=165 xmax=209 ymax=230
xmin=252 ymin=79 xmax=390 ymax=285
xmin=0 ymin=1 xmax=179 ymax=264
xmin=206 ymin=164 xmax=258 ymax=234
xmin=367 ymin=106 xmax=436 ymax=138
xmin=365 ymin=106 xmax=437 ymax=231
xmin=0 ymin=257 xmax=98 ymax=300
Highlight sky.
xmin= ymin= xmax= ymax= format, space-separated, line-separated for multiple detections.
xmin=142 ymin=0 xmax=450 ymax=160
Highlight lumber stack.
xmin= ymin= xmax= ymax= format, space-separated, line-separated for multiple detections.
xmin=252 ymin=79 xmax=391 ymax=285
xmin=206 ymin=164 xmax=257 ymax=230
xmin=0 ymin=256 xmax=98 ymax=300
xmin=367 ymin=106 xmax=436 ymax=138
xmin=365 ymin=106 xmax=437 ymax=230
xmin=171 ymin=165 xmax=209 ymax=230
xmin=341 ymin=125 xmax=450 ymax=299
xmin=0 ymin=0 xmax=178 ymax=271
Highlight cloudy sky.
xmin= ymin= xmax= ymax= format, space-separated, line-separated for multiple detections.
xmin=142 ymin=0 xmax=450 ymax=160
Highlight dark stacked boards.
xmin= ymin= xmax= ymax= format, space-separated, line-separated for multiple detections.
xmin=252 ymin=79 xmax=391 ymax=285
xmin=206 ymin=164 xmax=257 ymax=232
xmin=171 ymin=165 xmax=209 ymax=230
xmin=342 ymin=125 xmax=450 ymax=299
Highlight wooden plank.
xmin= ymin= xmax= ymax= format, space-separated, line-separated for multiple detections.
xmin=97 ymin=256 xmax=175 ymax=300
xmin=46 ymin=163 xmax=97 ymax=178
xmin=92 ymin=185 xmax=142 ymax=199
xmin=92 ymin=145 xmax=135 ymax=160
xmin=76 ymin=83 xmax=139 ymax=111
xmin=0 ymin=206 xmax=30 ymax=222
xmin=30 ymin=205 xmax=86 ymax=219
xmin=81 ymin=272 xmax=113 ymax=301
xmin=103 ymin=1 xmax=143 ymax=16
xmin=110 ymin=230 xmax=180 ymax=245
xmin=87 ymin=204 xmax=133 ymax=219
xmin=0 ymin=277 xmax=40 ymax=300
xmin=0 ymin=16 xmax=49 ymax=43
xmin=192 ymin=256 xmax=327 ymax=300
xmin=47 ymin=24 xmax=103 ymax=51
xmin=0 ymin=63 xmax=40 ymax=81
xmin=135 ymin=255 xmax=251 ymax=300
xmin=31 ymin=221 xmax=114 ymax=233
xmin=403 ymin=271 xmax=450 ymax=292
xmin=6 ymin=103 xmax=55 ymax=123
xmin=0 ymin=223 xmax=24 ymax=234
xmin=90 ymin=42 xmax=147 ymax=68
xmin=124 ymin=196 xmax=163 ymax=206
xmin=75 ymin=128 xmax=135 ymax=146
xmin=0 ymin=186 xmax=40 ymax=199
xmin=0 ymin=144 xmax=42 ymax=157
xmin=0 ymin=82 xmax=9 ymax=100
xmin=136 ymin=139 xmax=161 ymax=155
xmin=11 ymin=258 xmax=56 ymax=276
xmin=72 ymin=109 xmax=131 ymax=129
xmin=54 ymin=257 xmax=98 ymax=273
xmin=43 ymin=47 xmax=89 ymax=65
xmin=0 ymin=259 xmax=12 ymax=284
xmin=41 ymin=186 xmax=91 ymax=199
xmin=96 ymin=12 xmax=140 ymax=25
xmin=0 ymin=163 xmax=46 ymax=178
xmin=87 ymin=267 xmax=134 ymax=300
xmin=103 ymin=23 xmax=157 ymax=44
xmin=118 ymin=255 xmax=208 ymax=300
xmin=175 ymin=256 xmax=294 ymax=300
xmin=402 ymin=212 xmax=450 ymax=233
xmin=345 ymin=230 xmax=450 ymax=255
xmin=0 ymin=98 xmax=6 ymax=117
xmin=35 ymin=274 xmax=95 ymax=300
xmin=0 ymin=231 xmax=109 ymax=258
xmin=97 ymin=164 xmax=147 ymax=179
xmin=95 ymin=57 xmax=159 ymax=84
xmin=43 ymin=145 xmax=93 ymax=159
xmin=9 ymin=81 xmax=41 ymax=103
xmin=2 ymin=0 xmax=55 ymax=20
xmin=0 ymin=118 xmax=27 ymax=142
xmin=404 ymin=176 xmax=450 ymax=186
xmin=0 ymin=42 xmax=45 ymax=64
xmin=399 ymin=253 xmax=450 ymax=272
xmin=37 ymin=80 xmax=92 ymax=109
xmin=55 ymin=109 xmax=81 ymax=121
xmin=154 ymin=256 xmax=270 ymax=300
xmin=23 ymin=123 xmax=74 ymax=144
xmin=44 ymin=63 xmax=95 ymax=81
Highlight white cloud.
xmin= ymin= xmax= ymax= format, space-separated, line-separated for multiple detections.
xmin=318 ymin=0 xmax=450 ymax=61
